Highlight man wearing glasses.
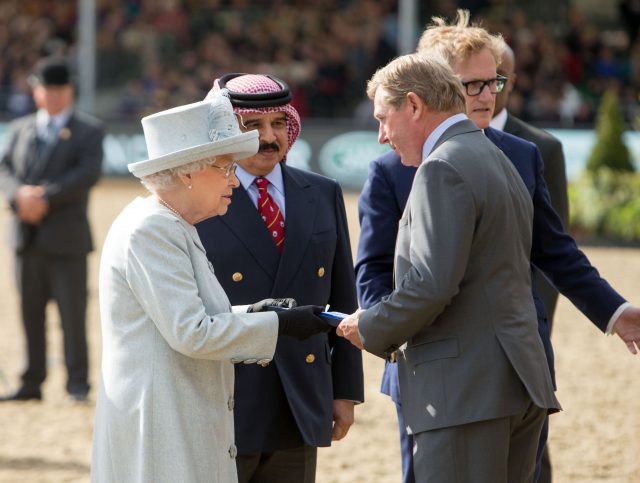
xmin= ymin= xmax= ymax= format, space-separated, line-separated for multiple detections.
xmin=196 ymin=74 xmax=363 ymax=483
xmin=356 ymin=9 xmax=640 ymax=483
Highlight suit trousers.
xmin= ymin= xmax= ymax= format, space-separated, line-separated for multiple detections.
xmin=392 ymin=378 xmax=552 ymax=483
xmin=236 ymin=445 xmax=317 ymax=483
xmin=534 ymin=418 xmax=550 ymax=483
xmin=393 ymin=394 xmax=416 ymax=483
xmin=397 ymin=397 xmax=550 ymax=483
xmin=15 ymin=246 xmax=89 ymax=394
xmin=412 ymin=401 xmax=546 ymax=483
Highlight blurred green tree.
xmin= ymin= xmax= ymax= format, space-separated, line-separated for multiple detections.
xmin=586 ymin=89 xmax=635 ymax=173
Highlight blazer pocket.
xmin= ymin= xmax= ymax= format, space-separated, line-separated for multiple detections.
xmin=405 ymin=337 xmax=459 ymax=367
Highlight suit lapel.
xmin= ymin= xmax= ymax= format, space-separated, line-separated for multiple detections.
xmin=485 ymin=126 xmax=504 ymax=146
xmin=29 ymin=114 xmax=74 ymax=180
xmin=19 ymin=118 xmax=41 ymax=179
xmin=504 ymin=115 xmax=522 ymax=137
xmin=220 ymin=185 xmax=281 ymax=279
xmin=271 ymin=166 xmax=317 ymax=297
xmin=183 ymin=218 xmax=208 ymax=257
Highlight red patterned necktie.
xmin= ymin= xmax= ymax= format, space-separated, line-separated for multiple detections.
xmin=254 ymin=177 xmax=285 ymax=252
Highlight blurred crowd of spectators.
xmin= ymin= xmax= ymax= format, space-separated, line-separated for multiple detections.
xmin=480 ymin=4 xmax=640 ymax=127
xmin=0 ymin=0 xmax=639 ymax=127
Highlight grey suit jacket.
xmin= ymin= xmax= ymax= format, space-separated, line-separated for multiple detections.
xmin=0 ymin=110 xmax=103 ymax=255
xmin=359 ymin=119 xmax=560 ymax=435
xmin=504 ymin=113 xmax=568 ymax=322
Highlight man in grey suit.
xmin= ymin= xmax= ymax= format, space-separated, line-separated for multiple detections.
xmin=0 ymin=57 xmax=104 ymax=402
xmin=338 ymin=53 xmax=560 ymax=482
xmin=490 ymin=41 xmax=568 ymax=483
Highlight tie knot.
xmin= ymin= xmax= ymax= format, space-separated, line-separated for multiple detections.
xmin=43 ymin=119 xmax=56 ymax=142
xmin=254 ymin=177 xmax=268 ymax=190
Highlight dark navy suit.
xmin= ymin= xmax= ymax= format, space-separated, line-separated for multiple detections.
xmin=197 ymin=164 xmax=364 ymax=458
xmin=355 ymin=127 xmax=625 ymax=483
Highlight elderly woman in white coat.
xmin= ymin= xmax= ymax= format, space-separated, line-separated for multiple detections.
xmin=91 ymin=93 xmax=329 ymax=483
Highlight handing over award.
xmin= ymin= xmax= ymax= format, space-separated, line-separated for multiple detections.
xmin=319 ymin=311 xmax=349 ymax=327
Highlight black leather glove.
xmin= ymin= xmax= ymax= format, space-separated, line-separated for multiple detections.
xmin=247 ymin=298 xmax=297 ymax=313
xmin=276 ymin=305 xmax=331 ymax=340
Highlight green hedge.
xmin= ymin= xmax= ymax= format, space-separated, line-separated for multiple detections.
xmin=569 ymin=169 xmax=640 ymax=243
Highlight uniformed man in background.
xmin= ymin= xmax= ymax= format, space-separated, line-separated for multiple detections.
xmin=0 ymin=56 xmax=103 ymax=403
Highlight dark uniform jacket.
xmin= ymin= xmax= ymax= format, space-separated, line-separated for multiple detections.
xmin=197 ymin=163 xmax=364 ymax=452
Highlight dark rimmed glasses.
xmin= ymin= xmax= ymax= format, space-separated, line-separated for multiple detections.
xmin=461 ymin=75 xmax=508 ymax=96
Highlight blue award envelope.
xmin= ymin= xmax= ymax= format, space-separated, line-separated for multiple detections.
xmin=320 ymin=311 xmax=349 ymax=327
xmin=263 ymin=306 xmax=347 ymax=327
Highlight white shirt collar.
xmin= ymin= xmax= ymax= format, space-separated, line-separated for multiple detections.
xmin=422 ymin=113 xmax=469 ymax=161
xmin=489 ymin=108 xmax=508 ymax=131
xmin=36 ymin=107 xmax=72 ymax=135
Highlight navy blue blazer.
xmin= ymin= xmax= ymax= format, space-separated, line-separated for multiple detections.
xmin=197 ymin=164 xmax=364 ymax=453
xmin=356 ymin=126 xmax=626 ymax=397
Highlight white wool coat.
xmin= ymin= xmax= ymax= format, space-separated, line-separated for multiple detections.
xmin=91 ymin=197 xmax=278 ymax=483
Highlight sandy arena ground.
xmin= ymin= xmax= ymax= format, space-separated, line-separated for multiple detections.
xmin=0 ymin=178 xmax=638 ymax=483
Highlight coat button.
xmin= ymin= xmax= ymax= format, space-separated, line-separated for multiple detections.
xmin=317 ymin=267 xmax=325 ymax=277
xmin=258 ymin=359 xmax=271 ymax=367
xmin=227 ymin=396 xmax=235 ymax=410
xmin=305 ymin=354 xmax=315 ymax=363
xmin=244 ymin=358 xmax=257 ymax=364
xmin=229 ymin=444 xmax=237 ymax=459
xmin=59 ymin=127 xmax=72 ymax=140
xmin=232 ymin=272 xmax=243 ymax=282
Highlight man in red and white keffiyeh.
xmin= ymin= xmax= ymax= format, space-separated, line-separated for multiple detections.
xmin=207 ymin=73 xmax=301 ymax=169
xmin=197 ymin=74 xmax=364 ymax=483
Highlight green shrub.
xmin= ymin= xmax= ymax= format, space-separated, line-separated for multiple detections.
xmin=586 ymin=89 xmax=634 ymax=174
xmin=605 ymin=198 xmax=640 ymax=241
xmin=570 ymin=169 xmax=640 ymax=242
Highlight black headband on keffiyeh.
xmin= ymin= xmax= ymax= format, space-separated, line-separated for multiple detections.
xmin=207 ymin=73 xmax=301 ymax=152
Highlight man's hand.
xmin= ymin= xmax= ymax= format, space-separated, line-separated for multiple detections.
xmin=331 ymin=399 xmax=354 ymax=441
xmin=614 ymin=305 xmax=640 ymax=355
xmin=336 ymin=309 xmax=364 ymax=350
xmin=15 ymin=185 xmax=48 ymax=224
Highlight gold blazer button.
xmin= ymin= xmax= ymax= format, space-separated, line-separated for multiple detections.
xmin=317 ymin=267 xmax=325 ymax=278
xmin=59 ymin=127 xmax=71 ymax=140
xmin=232 ymin=272 xmax=243 ymax=282
xmin=305 ymin=354 xmax=315 ymax=363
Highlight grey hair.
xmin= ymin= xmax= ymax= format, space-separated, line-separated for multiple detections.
xmin=367 ymin=53 xmax=466 ymax=113
xmin=140 ymin=156 xmax=217 ymax=192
